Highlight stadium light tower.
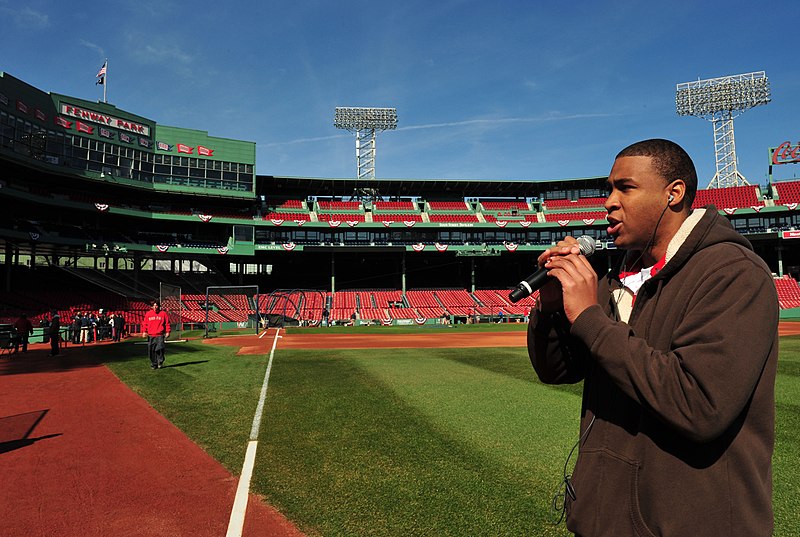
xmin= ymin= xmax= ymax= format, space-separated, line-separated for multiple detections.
xmin=676 ymin=71 xmax=770 ymax=188
xmin=334 ymin=107 xmax=397 ymax=179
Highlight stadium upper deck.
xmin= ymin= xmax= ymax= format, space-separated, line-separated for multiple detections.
xmin=3 ymin=70 xmax=800 ymax=294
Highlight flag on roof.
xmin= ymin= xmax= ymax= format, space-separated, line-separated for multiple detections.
xmin=96 ymin=61 xmax=107 ymax=85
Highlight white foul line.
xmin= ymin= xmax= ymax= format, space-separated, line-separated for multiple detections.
xmin=226 ymin=328 xmax=282 ymax=537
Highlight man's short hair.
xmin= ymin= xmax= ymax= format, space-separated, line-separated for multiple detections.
xmin=616 ymin=139 xmax=698 ymax=207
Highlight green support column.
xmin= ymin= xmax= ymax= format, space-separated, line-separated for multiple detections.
xmin=331 ymin=253 xmax=336 ymax=293
xmin=133 ymin=252 xmax=141 ymax=292
xmin=3 ymin=242 xmax=12 ymax=293
xmin=401 ymin=252 xmax=406 ymax=297
xmin=470 ymin=257 xmax=476 ymax=293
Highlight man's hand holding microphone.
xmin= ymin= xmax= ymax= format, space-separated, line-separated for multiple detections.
xmin=508 ymin=235 xmax=598 ymax=324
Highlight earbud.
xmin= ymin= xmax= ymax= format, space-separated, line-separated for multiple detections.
xmin=668 ymin=194 xmax=675 ymax=203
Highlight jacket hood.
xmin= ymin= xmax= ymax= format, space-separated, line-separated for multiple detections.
xmin=655 ymin=205 xmax=753 ymax=281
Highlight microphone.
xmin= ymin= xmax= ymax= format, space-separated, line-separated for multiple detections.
xmin=508 ymin=235 xmax=596 ymax=303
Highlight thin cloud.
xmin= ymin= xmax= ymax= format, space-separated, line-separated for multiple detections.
xmin=80 ymin=40 xmax=106 ymax=60
xmin=126 ymin=32 xmax=193 ymax=65
xmin=138 ymin=43 xmax=193 ymax=64
xmin=2 ymin=6 xmax=49 ymax=29
xmin=263 ymin=133 xmax=352 ymax=147
xmin=263 ymin=113 xmax=615 ymax=147
xmin=397 ymin=113 xmax=614 ymax=132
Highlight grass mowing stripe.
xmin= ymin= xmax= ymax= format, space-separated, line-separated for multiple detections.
xmin=351 ymin=348 xmax=582 ymax=475
xmin=254 ymin=348 xmax=574 ymax=537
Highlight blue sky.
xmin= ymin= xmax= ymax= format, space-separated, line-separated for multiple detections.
xmin=2 ymin=0 xmax=799 ymax=187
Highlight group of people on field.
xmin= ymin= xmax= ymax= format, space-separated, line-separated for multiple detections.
xmin=68 ymin=310 xmax=127 ymax=344
xmin=8 ymin=309 xmax=128 ymax=356
xmin=9 ymin=301 xmax=169 ymax=373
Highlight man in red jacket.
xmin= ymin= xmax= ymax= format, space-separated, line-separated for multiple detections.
xmin=13 ymin=313 xmax=34 ymax=354
xmin=142 ymin=300 xmax=170 ymax=369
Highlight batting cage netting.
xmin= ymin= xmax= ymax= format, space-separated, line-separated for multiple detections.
xmin=188 ymin=285 xmax=260 ymax=338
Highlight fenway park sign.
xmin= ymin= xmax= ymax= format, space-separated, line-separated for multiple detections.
xmin=60 ymin=104 xmax=150 ymax=136
xmin=772 ymin=141 xmax=800 ymax=165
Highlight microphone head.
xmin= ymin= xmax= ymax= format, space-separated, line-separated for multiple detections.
xmin=576 ymin=235 xmax=596 ymax=257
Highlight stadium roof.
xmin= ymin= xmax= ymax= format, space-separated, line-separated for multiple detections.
xmin=257 ymin=175 xmax=609 ymax=200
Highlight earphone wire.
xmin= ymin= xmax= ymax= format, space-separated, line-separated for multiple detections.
xmin=549 ymin=196 xmax=672 ymax=525
xmin=613 ymin=197 xmax=672 ymax=319
xmin=549 ymin=414 xmax=596 ymax=524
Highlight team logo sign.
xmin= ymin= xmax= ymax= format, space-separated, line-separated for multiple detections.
xmin=197 ymin=214 xmax=213 ymax=222
xmin=94 ymin=203 xmax=109 ymax=211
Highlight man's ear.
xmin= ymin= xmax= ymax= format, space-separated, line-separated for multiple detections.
xmin=668 ymin=180 xmax=686 ymax=206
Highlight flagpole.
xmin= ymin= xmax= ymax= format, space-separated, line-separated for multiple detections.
xmin=103 ymin=58 xmax=108 ymax=103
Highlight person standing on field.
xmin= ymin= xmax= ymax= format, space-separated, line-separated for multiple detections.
xmin=48 ymin=312 xmax=61 ymax=357
xmin=12 ymin=313 xmax=34 ymax=354
xmin=528 ymin=139 xmax=778 ymax=536
xmin=142 ymin=301 xmax=170 ymax=369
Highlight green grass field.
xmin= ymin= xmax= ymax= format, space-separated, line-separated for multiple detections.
xmin=103 ymin=327 xmax=800 ymax=536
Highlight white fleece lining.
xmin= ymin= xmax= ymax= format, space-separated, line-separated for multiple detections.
xmin=612 ymin=209 xmax=706 ymax=323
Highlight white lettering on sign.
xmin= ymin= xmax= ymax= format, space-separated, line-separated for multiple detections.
xmin=60 ymin=104 xmax=150 ymax=136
